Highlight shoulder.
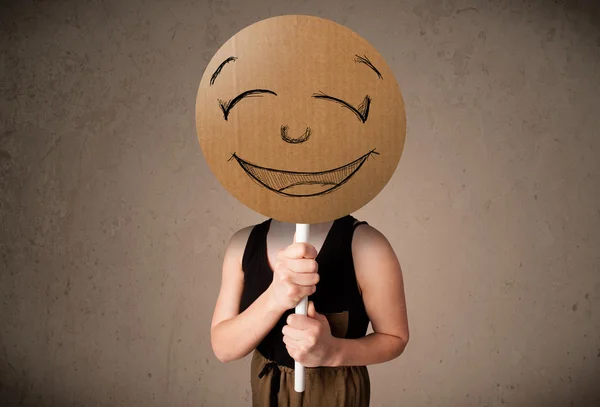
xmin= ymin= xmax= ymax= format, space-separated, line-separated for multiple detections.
xmin=223 ymin=224 xmax=256 ymax=266
xmin=351 ymin=222 xmax=400 ymax=273
xmin=351 ymin=221 xmax=392 ymax=251
xmin=229 ymin=224 xmax=254 ymax=246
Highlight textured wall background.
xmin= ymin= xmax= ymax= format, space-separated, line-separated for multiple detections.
xmin=1 ymin=0 xmax=599 ymax=406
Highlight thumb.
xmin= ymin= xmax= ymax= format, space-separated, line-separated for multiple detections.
xmin=307 ymin=301 xmax=317 ymax=318
xmin=307 ymin=301 xmax=326 ymax=321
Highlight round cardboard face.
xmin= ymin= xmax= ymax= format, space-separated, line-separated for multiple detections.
xmin=196 ymin=15 xmax=406 ymax=224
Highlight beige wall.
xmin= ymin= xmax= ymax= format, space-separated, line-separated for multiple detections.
xmin=1 ymin=0 xmax=599 ymax=406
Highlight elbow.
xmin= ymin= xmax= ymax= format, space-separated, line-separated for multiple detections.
xmin=213 ymin=349 xmax=234 ymax=363
xmin=399 ymin=334 xmax=409 ymax=355
xmin=211 ymin=328 xmax=231 ymax=363
xmin=213 ymin=346 xmax=248 ymax=363
xmin=392 ymin=334 xmax=409 ymax=359
xmin=212 ymin=340 xmax=236 ymax=363
xmin=211 ymin=328 xmax=244 ymax=363
xmin=211 ymin=338 xmax=235 ymax=363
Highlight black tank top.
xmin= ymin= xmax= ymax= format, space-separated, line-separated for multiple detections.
xmin=239 ymin=214 xmax=370 ymax=368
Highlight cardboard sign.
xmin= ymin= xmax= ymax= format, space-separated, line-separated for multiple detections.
xmin=196 ymin=15 xmax=406 ymax=224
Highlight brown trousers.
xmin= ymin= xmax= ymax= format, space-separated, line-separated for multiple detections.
xmin=250 ymin=350 xmax=370 ymax=407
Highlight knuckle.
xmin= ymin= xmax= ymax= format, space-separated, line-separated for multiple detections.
xmin=274 ymin=266 xmax=285 ymax=278
xmin=277 ymin=274 xmax=287 ymax=285
xmin=286 ymin=244 xmax=298 ymax=258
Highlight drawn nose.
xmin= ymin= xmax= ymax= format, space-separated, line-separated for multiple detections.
xmin=281 ymin=125 xmax=311 ymax=144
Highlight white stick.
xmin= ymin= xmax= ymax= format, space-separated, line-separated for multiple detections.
xmin=294 ymin=223 xmax=310 ymax=393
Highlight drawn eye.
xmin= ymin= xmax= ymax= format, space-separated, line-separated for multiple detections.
xmin=218 ymin=89 xmax=277 ymax=121
xmin=312 ymin=92 xmax=371 ymax=123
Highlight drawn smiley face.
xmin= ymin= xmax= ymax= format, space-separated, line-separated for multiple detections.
xmin=196 ymin=15 xmax=406 ymax=223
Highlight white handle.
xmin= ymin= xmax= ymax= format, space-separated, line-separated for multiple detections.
xmin=294 ymin=223 xmax=310 ymax=392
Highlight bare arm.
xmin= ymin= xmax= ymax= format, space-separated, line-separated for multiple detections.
xmin=330 ymin=224 xmax=409 ymax=366
xmin=210 ymin=227 xmax=282 ymax=362
xmin=211 ymin=228 xmax=320 ymax=363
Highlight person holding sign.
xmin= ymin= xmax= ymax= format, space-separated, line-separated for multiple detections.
xmin=196 ymin=15 xmax=409 ymax=407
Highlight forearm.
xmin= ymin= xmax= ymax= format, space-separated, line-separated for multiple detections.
xmin=328 ymin=332 xmax=408 ymax=367
xmin=211 ymin=288 xmax=283 ymax=362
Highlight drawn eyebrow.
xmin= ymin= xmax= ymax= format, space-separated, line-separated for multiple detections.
xmin=218 ymin=89 xmax=277 ymax=120
xmin=354 ymin=55 xmax=383 ymax=80
xmin=210 ymin=56 xmax=237 ymax=86
xmin=312 ymin=92 xmax=371 ymax=123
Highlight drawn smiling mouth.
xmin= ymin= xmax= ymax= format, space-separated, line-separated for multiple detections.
xmin=229 ymin=149 xmax=379 ymax=197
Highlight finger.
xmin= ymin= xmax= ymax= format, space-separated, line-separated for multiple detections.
xmin=314 ymin=311 xmax=328 ymax=322
xmin=297 ymin=284 xmax=317 ymax=298
xmin=287 ymin=346 xmax=302 ymax=363
xmin=282 ymin=324 xmax=305 ymax=340
xmin=283 ymin=335 xmax=299 ymax=350
xmin=272 ymin=270 xmax=317 ymax=295
xmin=307 ymin=302 xmax=327 ymax=321
xmin=282 ymin=242 xmax=318 ymax=260
xmin=287 ymin=314 xmax=316 ymax=330
xmin=307 ymin=301 xmax=316 ymax=318
xmin=288 ymin=268 xmax=319 ymax=287
xmin=285 ymin=258 xmax=319 ymax=274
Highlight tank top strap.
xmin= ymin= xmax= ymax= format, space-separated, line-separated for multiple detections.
xmin=340 ymin=215 xmax=370 ymax=339
xmin=336 ymin=214 xmax=369 ymax=250
xmin=239 ymin=218 xmax=273 ymax=315
xmin=241 ymin=218 xmax=272 ymax=277
xmin=352 ymin=219 xmax=369 ymax=230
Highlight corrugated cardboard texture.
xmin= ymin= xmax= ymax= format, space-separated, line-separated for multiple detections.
xmin=1 ymin=1 xmax=599 ymax=406
xmin=196 ymin=15 xmax=406 ymax=223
